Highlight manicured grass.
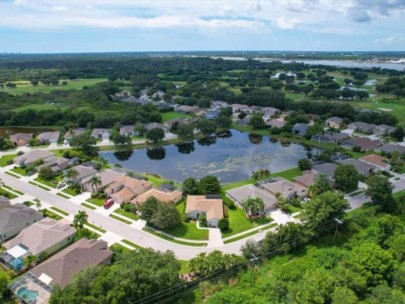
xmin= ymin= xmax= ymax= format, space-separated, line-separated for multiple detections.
xmin=122 ymin=239 xmax=142 ymax=250
xmin=10 ymin=167 xmax=27 ymax=176
xmin=81 ymin=202 xmax=96 ymax=210
xmin=222 ymin=178 xmax=255 ymax=191
xmin=50 ymin=207 xmax=69 ymax=216
xmin=178 ymin=260 xmax=190 ymax=275
xmin=29 ymin=181 xmax=51 ymax=191
xmin=110 ymin=214 xmax=132 ymax=224
xmin=162 ymin=222 xmax=209 ymax=240
xmin=0 ymin=188 xmax=18 ymax=199
xmin=2 ymin=185 xmax=23 ymax=195
xmin=272 ymin=167 xmax=301 ymax=182
xmin=1 ymin=78 xmax=106 ymax=96
xmin=87 ymin=198 xmax=104 ymax=207
xmin=57 ymin=192 xmax=70 ymax=199
xmin=110 ymin=243 xmax=132 ymax=253
xmin=114 ymin=208 xmax=139 ymax=221
xmin=0 ymin=154 xmax=17 ymax=167
xmin=223 ymin=223 xmax=278 ymax=244
xmin=142 ymin=227 xmax=207 ymax=246
xmin=161 ymin=111 xmax=191 ymax=122
xmin=34 ymin=177 xmax=58 ymax=189
xmin=143 ymin=173 xmax=182 ymax=189
xmin=85 ymin=222 xmax=106 ymax=233
xmin=5 ymin=171 xmax=20 ymax=178
xmin=42 ymin=209 xmax=63 ymax=220
xmin=62 ymin=187 xmax=79 ymax=196
xmin=222 ymin=207 xmax=272 ymax=237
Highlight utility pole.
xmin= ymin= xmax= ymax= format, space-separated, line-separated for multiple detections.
xmin=250 ymin=253 xmax=259 ymax=287
xmin=334 ymin=218 xmax=343 ymax=244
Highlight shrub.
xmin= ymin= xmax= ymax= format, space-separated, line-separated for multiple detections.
xmin=218 ymin=218 xmax=229 ymax=231
xmin=223 ymin=196 xmax=236 ymax=210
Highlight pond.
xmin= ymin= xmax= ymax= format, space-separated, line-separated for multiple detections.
xmin=100 ymin=130 xmax=312 ymax=183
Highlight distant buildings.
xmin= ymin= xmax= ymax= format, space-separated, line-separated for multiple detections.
xmin=10 ymin=133 xmax=33 ymax=147
xmin=326 ymin=117 xmax=343 ymax=129
xmin=37 ymin=132 xmax=60 ymax=144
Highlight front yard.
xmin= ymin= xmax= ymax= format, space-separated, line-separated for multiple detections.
xmin=0 ymin=154 xmax=17 ymax=167
xmin=222 ymin=207 xmax=272 ymax=237
xmin=34 ymin=177 xmax=58 ymax=189
xmin=87 ymin=198 xmax=104 ymax=207
xmin=10 ymin=167 xmax=27 ymax=176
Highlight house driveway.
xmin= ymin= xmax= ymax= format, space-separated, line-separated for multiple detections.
xmin=270 ymin=210 xmax=298 ymax=225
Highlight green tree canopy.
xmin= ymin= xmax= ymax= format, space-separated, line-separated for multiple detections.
xmin=366 ymin=175 xmax=395 ymax=213
xmin=198 ymin=175 xmax=221 ymax=194
xmin=334 ymin=164 xmax=359 ymax=193
xmin=145 ymin=127 xmax=165 ymax=144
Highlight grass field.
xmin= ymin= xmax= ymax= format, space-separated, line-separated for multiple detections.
xmin=272 ymin=167 xmax=301 ymax=181
xmin=87 ymin=198 xmax=104 ymax=207
xmin=0 ymin=78 xmax=106 ymax=96
xmin=10 ymin=167 xmax=27 ymax=176
xmin=0 ymin=154 xmax=17 ymax=167
xmin=223 ymin=223 xmax=278 ymax=244
xmin=222 ymin=207 xmax=272 ymax=237
xmin=114 ymin=208 xmax=139 ymax=221
xmin=161 ymin=111 xmax=191 ymax=122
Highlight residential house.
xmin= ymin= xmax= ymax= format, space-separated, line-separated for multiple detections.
xmin=131 ymin=188 xmax=183 ymax=206
xmin=230 ymin=103 xmax=250 ymax=113
xmin=204 ymin=111 xmax=220 ymax=120
xmin=175 ymin=105 xmax=203 ymax=115
xmin=312 ymin=163 xmax=338 ymax=180
xmin=0 ymin=196 xmax=10 ymax=210
xmin=266 ymin=119 xmax=286 ymax=129
xmin=37 ymin=132 xmax=60 ymax=144
xmin=347 ymin=122 xmax=375 ymax=134
xmin=151 ymin=90 xmax=166 ymax=100
xmin=164 ymin=118 xmax=190 ymax=129
xmin=105 ymin=176 xmax=153 ymax=204
xmin=144 ymin=122 xmax=169 ymax=132
xmin=342 ymin=137 xmax=382 ymax=152
xmin=13 ymin=150 xmax=54 ymax=167
xmin=210 ymin=100 xmax=229 ymax=111
xmin=10 ymin=133 xmax=33 ymax=147
xmin=359 ymin=154 xmax=391 ymax=171
xmin=64 ymin=165 xmax=98 ymax=184
xmin=9 ymin=239 xmax=112 ymax=304
xmin=326 ymin=117 xmax=343 ymax=129
xmin=262 ymin=107 xmax=280 ymax=117
xmin=292 ymin=123 xmax=308 ymax=136
xmin=226 ymin=184 xmax=277 ymax=213
xmin=63 ymin=128 xmax=85 ymax=141
xmin=294 ymin=172 xmax=320 ymax=188
xmin=0 ymin=203 xmax=43 ymax=243
xmin=82 ymin=169 xmax=125 ymax=192
xmin=311 ymin=132 xmax=350 ymax=144
xmin=185 ymin=195 xmax=224 ymax=227
xmin=91 ymin=128 xmax=111 ymax=140
xmin=1 ymin=218 xmax=76 ymax=272
xmin=261 ymin=178 xmax=308 ymax=200
xmin=337 ymin=158 xmax=377 ymax=177
xmin=376 ymin=144 xmax=405 ymax=155
xmin=119 ymin=125 xmax=136 ymax=136
xmin=373 ymin=124 xmax=396 ymax=137
xmin=110 ymin=91 xmax=137 ymax=102
xmin=35 ymin=155 xmax=69 ymax=173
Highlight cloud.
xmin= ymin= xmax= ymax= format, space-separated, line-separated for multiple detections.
xmin=275 ymin=16 xmax=300 ymax=29
xmin=373 ymin=36 xmax=403 ymax=44
xmin=52 ymin=6 xmax=69 ymax=12
xmin=348 ymin=10 xmax=371 ymax=23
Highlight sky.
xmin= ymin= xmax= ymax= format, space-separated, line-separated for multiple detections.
xmin=0 ymin=0 xmax=405 ymax=53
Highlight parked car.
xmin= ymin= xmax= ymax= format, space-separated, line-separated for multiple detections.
xmin=104 ymin=198 xmax=114 ymax=209
xmin=57 ymin=183 xmax=66 ymax=189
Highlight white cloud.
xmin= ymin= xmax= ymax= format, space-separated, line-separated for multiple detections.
xmin=52 ymin=6 xmax=69 ymax=12
xmin=373 ymin=36 xmax=403 ymax=44
xmin=275 ymin=16 xmax=300 ymax=30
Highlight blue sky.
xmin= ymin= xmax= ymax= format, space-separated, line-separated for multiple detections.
xmin=0 ymin=0 xmax=404 ymax=53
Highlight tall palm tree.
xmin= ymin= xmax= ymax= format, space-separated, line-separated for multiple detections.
xmin=73 ymin=210 xmax=88 ymax=230
xmin=241 ymin=197 xmax=265 ymax=217
xmin=65 ymin=168 xmax=79 ymax=181
xmin=89 ymin=175 xmax=102 ymax=193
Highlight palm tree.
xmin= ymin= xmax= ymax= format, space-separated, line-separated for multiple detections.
xmin=65 ymin=168 xmax=79 ymax=181
xmin=24 ymin=255 xmax=36 ymax=268
xmin=73 ymin=210 xmax=88 ymax=230
xmin=89 ymin=175 xmax=102 ymax=193
xmin=241 ymin=197 xmax=265 ymax=217
xmin=35 ymin=200 xmax=42 ymax=211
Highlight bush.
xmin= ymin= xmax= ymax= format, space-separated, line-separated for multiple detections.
xmin=352 ymin=145 xmax=361 ymax=152
xmin=17 ymin=151 xmax=24 ymax=156
xmin=223 ymin=196 xmax=236 ymax=210
xmin=218 ymin=218 xmax=229 ymax=231
xmin=182 ymin=214 xmax=190 ymax=223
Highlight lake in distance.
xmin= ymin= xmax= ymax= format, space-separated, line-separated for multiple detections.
xmin=100 ymin=130 xmax=311 ymax=183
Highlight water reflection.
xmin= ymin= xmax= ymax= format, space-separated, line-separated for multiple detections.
xmin=146 ymin=147 xmax=166 ymax=160
xmin=113 ymin=150 xmax=133 ymax=161
xmin=176 ymin=142 xmax=195 ymax=155
xmin=248 ymin=134 xmax=263 ymax=145
xmin=216 ymin=130 xmax=232 ymax=139
xmin=197 ymin=136 xmax=217 ymax=147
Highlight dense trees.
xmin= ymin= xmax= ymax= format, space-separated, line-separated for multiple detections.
xmin=334 ymin=165 xmax=359 ymax=193
xmin=189 ymin=250 xmax=244 ymax=276
xmin=198 ymin=175 xmax=221 ymax=194
xmin=145 ymin=127 xmax=165 ymax=144
xmin=69 ymin=133 xmax=97 ymax=156
xmin=366 ymin=175 xmax=396 ymax=213
xmin=139 ymin=197 xmax=180 ymax=229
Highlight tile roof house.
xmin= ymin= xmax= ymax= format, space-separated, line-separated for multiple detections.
xmin=359 ymin=154 xmax=391 ymax=171
xmin=347 ymin=122 xmax=375 ymax=134
xmin=64 ymin=165 xmax=98 ymax=183
xmin=13 ymin=150 xmax=54 ymax=167
xmin=311 ymin=132 xmax=350 ymax=144
xmin=185 ymin=196 xmax=224 ymax=227
xmin=326 ymin=117 xmax=344 ymax=129
xmin=292 ymin=123 xmax=309 ymax=136
xmin=373 ymin=124 xmax=396 ymax=137
xmin=312 ymin=163 xmax=338 ymax=180
xmin=376 ymin=144 xmax=405 ymax=155
xmin=261 ymin=178 xmax=308 ymax=200
xmin=35 ymin=155 xmax=69 ymax=173
xmin=10 ymin=133 xmax=33 ymax=147
xmin=119 ymin=125 xmax=136 ymax=136
xmin=105 ymin=176 xmax=153 ymax=204
xmin=265 ymin=119 xmax=286 ymax=129
xmin=342 ymin=137 xmax=382 ymax=152
xmin=63 ymin=128 xmax=85 ymax=141
xmin=0 ymin=204 xmax=43 ymax=243
xmin=37 ymin=131 xmax=60 ymax=144
xmin=29 ymin=239 xmax=112 ymax=288
xmin=293 ymin=172 xmax=320 ymax=188
xmin=226 ymin=184 xmax=277 ymax=213
xmin=91 ymin=128 xmax=111 ymax=140
xmin=144 ymin=122 xmax=168 ymax=132
xmin=82 ymin=169 xmax=125 ymax=192
xmin=131 ymin=188 xmax=183 ymax=206
xmin=1 ymin=218 xmax=76 ymax=271
xmin=337 ymin=158 xmax=377 ymax=177
xmin=262 ymin=107 xmax=280 ymax=117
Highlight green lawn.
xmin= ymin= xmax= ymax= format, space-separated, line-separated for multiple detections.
xmin=114 ymin=208 xmax=139 ymax=221
xmin=2 ymin=185 xmax=23 ymax=195
xmin=122 ymin=239 xmax=142 ymax=250
xmin=87 ymin=198 xmax=104 ymax=207
xmin=42 ymin=209 xmax=63 ymax=220
xmin=34 ymin=177 xmax=58 ymax=189
xmin=0 ymin=188 xmax=17 ymax=199
xmin=224 ymin=223 xmax=278 ymax=244
xmin=57 ymin=192 xmax=70 ymax=199
xmin=5 ymin=171 xmax=20 ymax=178
xmin=272 ymin=167 xmax=301 ymax=182
xmin=50 ymin=207 xmax=69 ymax=216
xmin=81 ymin=202 xmax=96 ymax=210
xmin=10 ymin=167 xmax=27 ymax=176
xmin=28 ymin=181 xmax=51 ymax=191
xmin=144 ymin=173 xmax=182 ymax=189
xmin=110 ymin=243 xmax=132 ymax=253
xmin=222 ymin=207 xmax=272 ymax=237
xmin=110 ymin=214 xmax=132 ymax=224
xmin=142 ymin=227 xmax=207 ymax=246
xmin=62 ymin=187 xmax=79 ymax=196
xmin=161 ymin=222 xmax=209 ymax=241
xmin=1 ymin=78 xmax=106 ymax=96
xmin=161 ymin=111 xmax=191 ymax=122
xmin=85 ymin=222 xmax=106 ymax=233
xmin=222 ymin=178 xmax=255 ymax=191
xmin=0 ymin=154 xmax=17 ymax=167
xmin=178 ymin=260 xmax=190 ymax=275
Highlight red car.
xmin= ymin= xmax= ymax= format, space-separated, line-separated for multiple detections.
xmin=103 ymin=199 xmax=114 ymax=209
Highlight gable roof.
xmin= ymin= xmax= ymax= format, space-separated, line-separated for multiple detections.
xmin=312 ymin=163 xmax=338 ymax=179
xmin=186 ymin=196 xmax=224 ymax=221
xmin=261 ymin=178 xmax=308 ymax=198
xmin=10 ymin=133 xmax=33 ymax=143
xmin=0 ymin=204 xmax=43 ymax=235
xmin=3 ymin=218 xmax=76 ymax=256
xmin=376 ymin=144 xmax=405 ymax=154
xmin=293 ymin=172 xmax=320 ymax=188
xmin=30 ymin=239 xmax=112 ymax=288
xmin=14 ymin=150 xmax=54 ymax=165
xmin=37 ymin=132 xmax=60 ymax=142
xmin=326 ymin=116 xmax=343 ymax=124
xmin=226 ymin=184 xmax=277 ymax=213
xmin=343 ymin=137 xmax=382 ymax=150
xmin=68 ymin=165 xmax=98 ymax=180
xmin=82 ymin=169 xmax=125 ymax=189
xmin=337 ymin=158 xmax=376 ymax=176
xmin=359 ymin=154 xmax=390 ymax=168
xmin=107 ymin=175 xmax=153 ymax=196
xmin=132 ymin=188 xmax=182 ymax=205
